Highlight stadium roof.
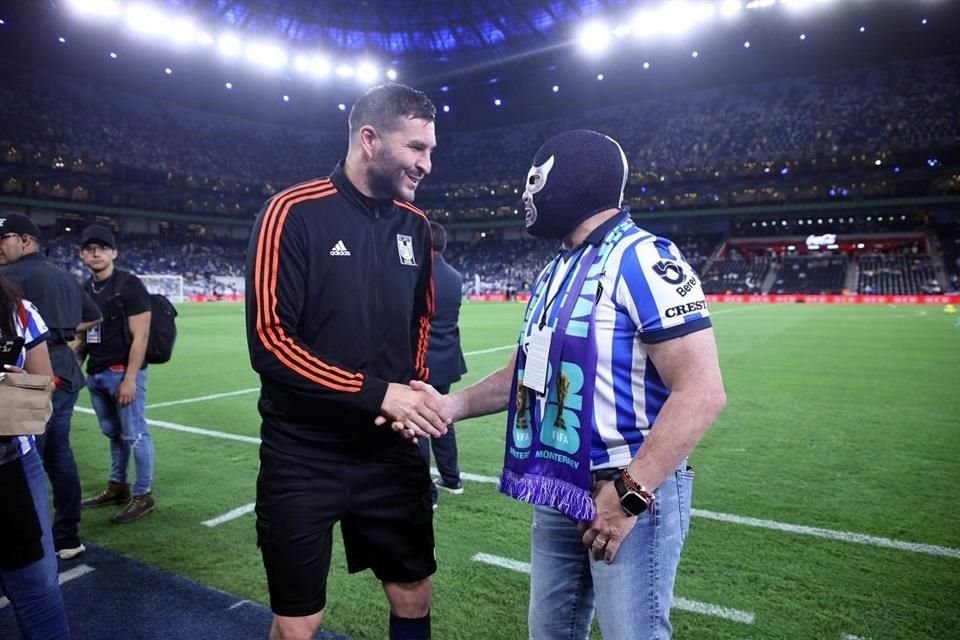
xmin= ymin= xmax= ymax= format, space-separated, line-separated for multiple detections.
xmin=3 ymin=1 xmax=960 ymax=129
xmin=161 ymin=0 xmax=625 ymax=58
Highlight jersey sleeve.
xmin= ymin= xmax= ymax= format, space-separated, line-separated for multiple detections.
xmin=613 ymin=237 xmax=713 ymax=344
xmin=19 ymin=299 xmax=50 ymax=349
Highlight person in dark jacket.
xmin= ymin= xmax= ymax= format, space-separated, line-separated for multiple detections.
xmin=419 ymin=221 xmax=467 ymax=509
xmin=245 ymin=83 xmax=450 ymax=640
xmin=0 ymin=214 xmax=101 ymax=559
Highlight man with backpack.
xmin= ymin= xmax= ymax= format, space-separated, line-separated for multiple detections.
xmin=77 ymin=225 xmax=156 ymax=524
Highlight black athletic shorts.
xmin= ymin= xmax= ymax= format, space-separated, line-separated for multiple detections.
xmin=255 ymin=442 xmax=436 ymax=617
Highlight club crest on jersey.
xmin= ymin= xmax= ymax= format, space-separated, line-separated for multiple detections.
xmin=397 ymin=234 xmax=417 ymax=266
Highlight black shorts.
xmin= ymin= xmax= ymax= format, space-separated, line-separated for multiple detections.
xmin=255 ymin=443 xmax=436 ymax=617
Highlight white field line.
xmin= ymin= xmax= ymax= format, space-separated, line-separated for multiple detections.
xmin=133 ymin=344 xmax=518 ymax=411
xmin=146 ymin=388 xmax=260 ymax=409
xmin=692 ymin=509 xmax=960 ymax=559
xmin=203 ymin=503 xmax=256 ymax=528
xmin=0 ymin=564 xmax=95 ymax=609
xmin=472 ymin=553 xmax=755 ymax=625
xmin=74 ymin=407 xmax=260 ymax=445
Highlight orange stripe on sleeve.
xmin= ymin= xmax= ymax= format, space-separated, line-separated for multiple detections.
xmin=253 ymin=180 xmax=365 ymax=391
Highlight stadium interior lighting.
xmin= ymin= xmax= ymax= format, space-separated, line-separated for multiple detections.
xmin=59 ymin=36 xmax=67 ymax=43
xmin=169 ymin=18 xmax=197 ymax=46
xmin=745 ymin=0 xmax=776 ymax=9
xmin=719 ymin=1 xmax=744 ymax=18
xmin=356 ymin=62 xmax=380 ymax=84
xmin=196 ymin=31 xmax=214 ymax=46
xmin=282 ymin=95 xmax=289 ymax=102
xmin=224 ymin=81 xmax=232 ymax=89
xmin=109 ymin=51 xmax=118 ymax=58
xmin=335 ymin=64 xmax=355 ymax=78
xmin=386 ymin=69 xmax=398 ymax=81
xmin=310 ymin=56 xmax=332 ymax=77
xmin=552 ymin=85 xmax=559 ymax=93
xmin=859 ymin=25 xmax=866 ymax=33
xmin=744 ymin=40 xmax=751 ymax=48
xmin=125 ymin=3 xmax=170 ymax=37
xmin=68 ymin=0 xmax=121 ymax=19
xmin=661 ymin=1 xmax=716 ymax=36
xmin=691 ymin=50 xmax=699 ymax=58
xmin=800 ymin=33 xmax=807 ymax=40
xmin=293 ymin=54 xmax=310 ymax=73
xmin=217 ymin=33 xmax=243 ymax=58
xmin=643 ymin=61 xmax=650 ymax=69
xmin=442 ymin=105 xmax=450 ymax=113
xmin=246 ymin=42 xmax=288 ymax=70
xmin=631 ymin=10 xmax=660 ymax=39
xmin=494 ymin=98 xmax=502 ymax=106
xmin=337 ymin=103 xmax=346 ymax=111
xmin=164 ymin=67 xmax=172 ymax=74
xmin=578 ymin=21 xmax=612 ymax=54
xmin=597 ymin=73 xmax=604 ymax=80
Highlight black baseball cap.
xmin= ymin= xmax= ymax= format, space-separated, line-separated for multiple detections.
xmin=0 ymin=214 xmax=42 ymax=239
xmin=80 ymin=225 xmax=117 ymax=249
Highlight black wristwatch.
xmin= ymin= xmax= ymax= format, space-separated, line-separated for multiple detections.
xmin=613 ymin=470 xmax=654 ymax=517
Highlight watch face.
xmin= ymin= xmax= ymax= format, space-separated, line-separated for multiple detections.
xmin=621 ymin=491 xmax=648 ymax=517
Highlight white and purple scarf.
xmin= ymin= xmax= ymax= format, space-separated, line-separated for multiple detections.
xmin=498 ymin=219 xmax=631 ymax=521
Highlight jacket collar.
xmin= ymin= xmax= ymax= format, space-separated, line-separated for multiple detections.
xmin=330 ymin=161 xmax=396 ymax=218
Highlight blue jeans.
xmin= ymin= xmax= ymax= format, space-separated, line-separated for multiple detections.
xmin=0 ymin=449 xmax=71 ymax=639
xmin=87 ymin=368 xmax=153 ymax=495
xmin=35 ymin=388 xmax=83 ymax=546
xmin=528 ymin=465 xmax=694 ymax=640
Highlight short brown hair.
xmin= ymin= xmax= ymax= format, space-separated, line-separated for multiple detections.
xmin=349 ymin=83 xmax=437 ymax=138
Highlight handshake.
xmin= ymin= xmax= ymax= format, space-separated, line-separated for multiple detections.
xmin=375 ymin=380 xmax=458 ymax=443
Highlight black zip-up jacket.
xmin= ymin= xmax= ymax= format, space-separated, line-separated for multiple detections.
xmin=245 ymin=163 xmax=434 ymax=458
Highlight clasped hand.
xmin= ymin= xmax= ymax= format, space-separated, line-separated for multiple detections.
xmin=375 ymin=380 xmax=453 ymax=443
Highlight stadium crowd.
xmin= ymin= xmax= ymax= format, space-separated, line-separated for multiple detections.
xmin=2 ymin=56 xmax=957 ymax=222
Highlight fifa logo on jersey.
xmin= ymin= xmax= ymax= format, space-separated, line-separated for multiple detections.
xmin=653 ymin=260 xmax=685 ymax=285
xmin=397 ymin=234 xmax=417 ymax=266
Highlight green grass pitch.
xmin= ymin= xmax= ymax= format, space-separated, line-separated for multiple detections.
xmin=67 ymin=302 xmax=960 ymax=639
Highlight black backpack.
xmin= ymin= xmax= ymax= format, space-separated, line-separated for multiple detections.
xmin=108 ymin=270 xmax=178 ymax=365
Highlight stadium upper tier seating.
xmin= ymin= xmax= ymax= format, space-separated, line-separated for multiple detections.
xmin=1 ymin=56 xmax=957 ymax=221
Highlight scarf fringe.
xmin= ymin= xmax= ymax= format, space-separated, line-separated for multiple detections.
xmin=499 ymin=468 xmax=596 ymax=522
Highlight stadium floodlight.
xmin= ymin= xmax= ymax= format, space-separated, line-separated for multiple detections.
xmin=196 ymin=30 xmax=214 ymax=46
xmin=631 ymin=10 xmax=661 ymax=39
xmin=577 ymin=21 xmax=612 ymax=55
xmin=745 ymin=0 xmax=776 ymax=9
xmin=217 ymin=33 xmax=243 ymax=58
xmin=59 ymin=36 xmax=67 ymax=43
xmin=494 ymin=98 xmax=502 ymax=106
xmin=109 ymin=51 xmax=118 ymax=58
xmin=335 ymin=64 xmax=355 ymax=78
xmin=282 ymin=95 xmax=289 ymax=102
xmin=224 ymin=81 xmax=233 ymax=89
xmin=338 ymin=103 xmax=346 ymax=111
xmin=597 ymin=73 xmax=604 ymax=80
xmin=246 ymin=42 xmax=288 ymax=70
xmin=719 ymin=1 xmax=743 ymax=19
xmin=293 ymin=54 xmax=310 ymax=73
xmin=68 ymin=0 xmax=121 ymax=19
xmin=442 ymin=105 xmax=450 ymax=113
xmin=164 ymin=67 xmax=172 ymax=74
xmin=658 ymin=1 xmax=715 ymax=36
xmin=169 ymin=18 xmax=197 ymax=46
xmin=125 ymin=3 xmax=170 ymax=37
xmin=310 ymin=56 xmax=332 ymax=77
xmin=642 ymin=61 xmax=650 ymax=69
xmin=356 ymin=62 xmax=380 ymax=84
xmin=386 ymin=68 xmax=398 ymax=80
xmin=552 ymin=85 xmax=559 ymax=93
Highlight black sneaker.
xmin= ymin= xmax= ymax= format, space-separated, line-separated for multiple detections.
xmin=111 ymin=493 xmax=156 ymax=525
xmin=435 ymin=479 xmax=464 ymax=495
xmin=55 ymin=538 xmax=86 ymax=560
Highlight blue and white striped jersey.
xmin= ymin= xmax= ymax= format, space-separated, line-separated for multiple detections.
xmin=521 ymin=217 xmax=712 ymax=470
xmin=0 ymin=299 xmax=49 ymax=464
